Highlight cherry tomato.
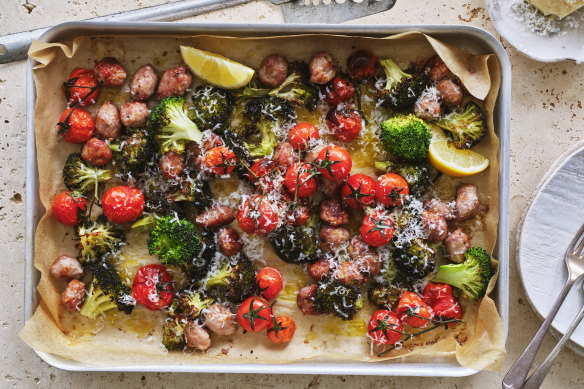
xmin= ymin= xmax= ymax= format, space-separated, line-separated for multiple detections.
xmin=324 ymin=76 xmax=355 ymax=105
xmin=431 ymin=295 xmax=462 ymax=323
xmin=315 ymin=145 xmax=352 ymax=181
xmin=248 ymin=158 xmax=278 ymax=191
xmin=341 ymin=174 xmax=376 ymax=209
xmin=347 ymin=50 xmax=378 ymax=80
xmin=360 ymin=210 xmax=394 ymax=247
xmin=326 ymin=108 xmax=362 ymax=142
xmin=57 ymin=107 xmax=95 ymax=144
xmin=237 ymin=296 xmax=272 ymax=332
xmin=102 ymin=186 xmax=145 ymax=224
xmin=62 ymin=68 xmax=101 ymax=106
xmin=422 ymin=282 xmax=453 ymax=305
xmin=284 ymin=204 xmax=311 ymax=226
xmin=284 ymin=162 xmax=318 ymax=198
xmin=52 ymin=191 xmax=87 ymax=226
xmin=288 ymin=122 xmax=319 ymax=151
xmin=396 ymin=291 xmax=433 ymax=328
xmin=376 ymin=173 xmax=409 ymax=207
xmin=205 ymin=146 xmax=237 ymax=175
xmin=256 ymin=267 xmax=283 ymax=299
xmin=267 ymin=316 xmax=296 ymax=343
xmin=131 ymin=264 xmax=174 ymax=311
xmin=367 ymin=309 xmax=403 ymax=345
xmin=237 ymin=195 xmax=279 ymax=235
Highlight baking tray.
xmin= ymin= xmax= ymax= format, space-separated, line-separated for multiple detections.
xmin=24 ymin=22 xmax=511 ymax=376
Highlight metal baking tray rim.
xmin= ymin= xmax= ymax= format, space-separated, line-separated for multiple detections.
xmin=24 ymin=21 xmax=511 ymax=376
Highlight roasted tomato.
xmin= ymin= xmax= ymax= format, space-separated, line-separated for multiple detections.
xmin=431 ymin=295 xmax=462 ymax=322
xmin=375 ymin=173 xmax=409 ymax=207
xmin=237 ymin=195 xmax=279 ymax=235
xmin=360 ymin=210 xmax=394 ymax=247
xmin=324 ymin=76 xmax=355 ymax=105
xmin=267 ymin=316 xmax=296 ymax=343
xmin=396 ymin=291 xmax=433 ymax=328
xmin=205 ymin=146 xmax=237 ymax=175
xmin=237 ymin=296 xmax=272 ymax=332
xmin=422 ymin=282 xmax=453 ymax=305
xmin=326 ymin=108 xmax=362 ymax=142
xmin=62 ymin=68 xmax=101 ymax=106
xmin=57 ymin=107 xmax=95 ymax=144
xmin=132 ymin=264 xmax=174 ymax=311
xmin=284 ymin=162 xmax=318 ymax=198
xmin=341 ymin=173 xmax=376 ymax=209
xmin=52 ymin=191 xmax=87 ymax=226
xmin=102 ymin=186 xmax=145 ymax=224
xmin=284 ymin=204 xmax=311 ymax=226
xmin=347 ymin=50 xmax=378 ymax=80
xmin=315 ymin=145 xmax=352 ymax=181
xmin=256 ymin=267 xmax=284 ymax=300
xmin=288 ymin=122 xmax=319 ymax=151
xmin=248 ymin=158 xmax=278 ymax=192
xmin=367 ymin=309 xmax=403 ymax=345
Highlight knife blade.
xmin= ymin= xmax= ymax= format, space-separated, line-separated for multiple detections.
xmin=271 ymin=0 xmax=397 ymax=24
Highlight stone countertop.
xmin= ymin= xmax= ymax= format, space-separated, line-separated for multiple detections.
xmin=1 ymin=0 xmax=583 ymax=387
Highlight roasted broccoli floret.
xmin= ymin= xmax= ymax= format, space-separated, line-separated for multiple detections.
xmin=375 ymin=160 xmax=430 ymax=196
xmin=222 ymin=130 xmax=254 ymax=181
xmin=168 ymin=289 xmax=215 ymax=319
xmin=110 ymin=129 xmax=154 ymax=177
xmin=380 ymin=114 xmax=431 ymax=162
xmin=202 ymin=254 xmax=256 ymax=302
xmin=63 ymin=153 xmax=112 ymax=195
xmin=148 ymin=96 xmax=202 ymax=154
xmin=165 ymin=173 xmax=212 ymax=209
xmin=187 ymin=229 xmax=217 ymax=284
xmin=394 ymin=238 xmax=437 ymax=280
xmin=162 ymin=316 xmax=187 ymax=351
xmin=433 ymin=247 xmax=492 ymax=301
xmin=147 ymin=216 xmax=202 ymax=266
xmin=436 ymin=101 xmax=486 ymax=149
xmin=189 ymin=86 xmax=234 ymax=133
xmin=368 ymin=284 xmax=402 ymax=309
xmin=313 ymin=276 xmax=363 ymax=321
xmin=75 ymin=215 xmax=125 ymax=264
xmin=131 ymin=191 xmax=187 ymax=229
xmin=377 ymin=58 xmax=428 ymax=111
xmin=269 ymin=215 xmax=321 ymax=264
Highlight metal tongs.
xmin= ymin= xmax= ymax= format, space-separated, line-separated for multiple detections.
xmin=503 ymin=223 xmax=584 ymax=388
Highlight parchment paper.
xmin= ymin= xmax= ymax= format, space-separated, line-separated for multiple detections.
xmin=20 ymin=33 xmax=505 ymax=371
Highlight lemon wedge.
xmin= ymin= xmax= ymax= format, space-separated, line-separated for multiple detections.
xmin=180 ymin=46 xmax=254 ymax=89
xmin=428 ymin=124 xmax=489 ymax=177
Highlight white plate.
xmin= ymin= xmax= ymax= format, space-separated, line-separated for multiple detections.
xmin=518 ymin=142 xmax=584 ymax=355
xmin=485 ymin=0 xmax=584 ymax=63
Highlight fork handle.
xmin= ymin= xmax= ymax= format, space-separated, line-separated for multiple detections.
xmin=502 ymin=279 xmax=575 ymax=389
xmin=522 ymin=301 xmax=584 ymax=389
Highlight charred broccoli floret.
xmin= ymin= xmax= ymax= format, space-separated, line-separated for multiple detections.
xmin=162 ymin=316 xmax=187 ymax=351
xmin=148 ymin=96 xmax=202 ymax=154
xmin=380 ymin=114 xmax=431 ymax=162
xmin=269 ymin=215 xmax=321 ymax=264
xmin=435 ymin=102 xmax=486 ymax=149
xmin=187 ymin=229 xmax=216 ymax=284
xmin=168 ymin=289 xmax=215 ymax=319
xmin=75 ymin=215 xmax=125 ymax=264
xmin=147 ymin=216 xmax=202 ymax=266
xmin=433 ymin=247 xmax=492 ymax=301
xmin=165 ymin=173 xmax=212 ymax=209
xmin=368 ymin=284 xmax=403 ymax=309
xmin=189 ymin=86 xmax=234 ymax=133
xmin=63 ymin=153 xmax=112 ymax=195
xmin=202 ymin=254 xmax=256 ymax=302
xmin=131 ymin=191 xmax=187 ymax=229
xmin=394 ymin=238 xmax=437 ymax=280
xmin=377 ymin=58 xmax=428 ymax=111
xmin=375 ymin=160 xmax=430 ymax=196
xmin=110 ymin=129 xmax=154 ymax=177
xmin=313 ymin=276 xmax=363 ymax=321
xmin=222 ymin=130 xmax=254 ymax=181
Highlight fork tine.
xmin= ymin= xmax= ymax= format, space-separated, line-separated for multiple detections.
xmin=568 ymin=223 xmax=584 ymax=256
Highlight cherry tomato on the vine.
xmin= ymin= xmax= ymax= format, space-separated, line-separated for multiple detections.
xmin=284 ymin=162 xmax=318 ymax=198
xmin=431 ymin=295 xmax=462 ymax=323
xmin=422 ymin=282 xmax=453 ymax=305
xmin=367 ymin=309 xmax=403 ymax=345
xmin=315 ymin=145 xmax=352 ymax=181
xmin=248 ymin=158 xmax=278 ymax=192
xmin=326 ymin=108 xmax=362 ymax=142
xmin=396 ymin=291 xmax=433 ymax=328
xmin=256 ymin=267 xmax=283 ymax=300
xmin=288 ymin=123 xmax=319 ymax=151
xmin=62 ymin=68 xmax=101 ymax=107
xmin=324 ymin=76 xmax=355 ymax=105
xmin=284 ymin=204 xmax=311 ymax=226
xmin=360 ymin=210 xmax=394 ymax=247
xmin=57 ymin=107 xmax=95 ymax=144
xmin=375 ymin=173 xmax=409 ymax=207
xmin=267 ymin=316 xmax=296 ymax=343
xmin=131 ymin=264 xmax=174 ymax=311
xmin=205 ymin=146 xmax=237 ymax=175
xmin=347 ymin=50 xmax=378 ymax=80
xmin=237 ymin=296 xmax=272 ymax=332
xmin=237 ymin=195 xmax=279 ymax=235
xmin=52 ymin=191 xmax=87 ymax=226
xmin=341 ymin=173 xmax=376 ymax=209
xmin=102 ymin=186 xmax=145 ymax=224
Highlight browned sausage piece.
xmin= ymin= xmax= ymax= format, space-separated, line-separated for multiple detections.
xmin=332 ymin=261 xmax=367 ymax=287
xmin=61 ymin=280 xmax=86 ymax=312
xmin=95 ymin=101 xmax=122 ymax=140
xmin=130 ymin=64 xmax=159 ymax=101
xmin=157 ymin=65 xmax=193 ymax=100
xmin=421 ymin=210 xmax=448 ymax=243
xmin=444 ymin=228 xmax=470 ymax=263
xmin=319 ymin=226 xmax=350 ymax=252
xmin=319 ymin=199 xmax=349 ymax=226
xmin=424 ymin=198 xmax=455 ymax=221
xmin=454 ymin=184 xmax=479 ymax=221
xmin=184 ymin=321 xmax=212 ymax=351
xmin=437 ymin=79 xmax=463 ymax=109
xmin=414 ymin=94 xmax=441 ymax=121
xmin=273 ymin=142 xmax=298 ymax=170
xmin=309 ymin=51 xmax=338 ymax=85
xmin=285 ymin=204 xmax=311 ymax=226
xmin=258 ymin=54 xmax=288 ymax=88
xmin=120 ymin=101 xmax=149 ymax=128
xmin=302 ymin=148 xmax=320 ymax=164
xmin=203 ymin=303 xmax=238 ymax=336
xmin=158 ymin=152 xmax=185 ymax=180
xmin=348 ymin=236 xmax=381 ymax=276
xmin=50 ymin=254 xmax=83 ymax=280
xmin=321 ymin=177 xmax=344 ymax=198
xmin=307 ymin=258 xmax=333 ymax=281
xmin=195 ymin=206 xmax=236 ymax=230
xmin=81 ymin=138 xmax=113 ymax=166
xmin=424 ymin=55 xmax=449 ymax=82
xmin=217 ymin=227 xmax=243 ymax=256
xmin=94 ymin=58 xmax=127 ymax=87
xmin=297 ymin=284 xmax=320 ymax=315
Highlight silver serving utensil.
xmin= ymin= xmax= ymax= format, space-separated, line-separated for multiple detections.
xmin=273 ymin=0 xmax=396 ymax=24
xmin=502 ymin=223 xmax=584 ymax=389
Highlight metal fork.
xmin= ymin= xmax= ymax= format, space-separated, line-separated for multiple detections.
xmin=502 ymin=223 xmax=584 ymax=389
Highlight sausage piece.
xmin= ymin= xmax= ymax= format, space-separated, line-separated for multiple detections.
xmin=454 ymin=184 xmax=479 ymax=221
xmin=319 ymin=226 xmax=350 ymax=252
xmin=184 ymin=321 xmax=212 ymax=351
xmin=444 ymin=228 xmax=470 ymax=263
xmin=258 ymin=54 xmax=288 ymax=88
xmin=130 ymin=64 xmax=159 ymax=101
xmin=203 ymin=303 xmax=238 ymax=336
xmin=81 ymin=137 xmax=113 ymax=166
xmin=424 ymin=55 xmax=449 ymax=82
xmin=284 ymin=204 xmax=311 ymax=226
xmin=159 ymin=152 xmax=185 ymax=180
xmin=50 ymin=254 xmax=83 ymax=280
xmin=332 ymin=261 xmax=367 ymax=287
xmin=307 ymin=258 xmax=333 ymax=281
xmin=421 ymin=210 xmax=448 ymax=243
xmin=120 ymin=101 xmax=149 ymax=128
xmin=94 ymin=58 xmax=127 ymax=87
xmin=424 ymin=198 xmax=455 ymax=221
xmin=61 ymin=280 xmax=86 ymax=312
xmin=157 ymin=65 xmax=193 ymax=100
xmin=95 ymin=101 xmax=122 ymax=140
xmin=414 ymin=94 xmax=441 ymax=121
xmin=321 ymin=177 xmax=344 ymax=198
xmin=348 ymin=236 xmax=381 ymax=276
xmin=217 ymin=227 xmax=243 ymax=256
xmin=195 ymin=206 xmax=236 ymax=230
xmin=319 ymin=199 xmax=349 ymax=226
xmin=296 ymin=284 xmax=320 ymax=315
xmin=437 ymin=79 xmax=463 ymax=108
xmin=309 ymin=51 xmax=338 ymax=85
xmin=273 ymin=142 xmax=298 ymax=170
